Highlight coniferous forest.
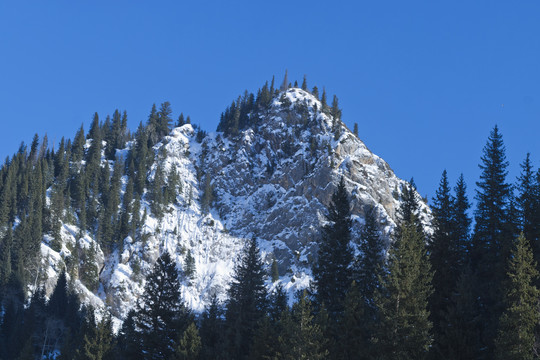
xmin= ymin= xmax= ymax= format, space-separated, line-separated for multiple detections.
xmin=1 ymin=79 xmax=540 ymax=359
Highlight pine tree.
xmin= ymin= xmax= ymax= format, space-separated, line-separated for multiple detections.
xmin=516 ymin=153 xmax=540 ymax=265
xmin=281 ymin=70 xmax=289 ymax=91
xmin=353 ymin=123 xmax=359 ymax=137
xmin=271 ymin=258 xmax=279 ymax=283
xmin=331 ymin=95 xmax=342 ymax=120
xmin=177 ymin=113 xmax=185 ymax=127
xmin=494 ymin=233 xmax=539 ymax=360
xmin=184 ymin=249 xmax=196 ymax=283
xmin=157 ymin=101 xmax=173 ymax=139
xmin=48 ymin=270 xmax=69 ymax=319
xmin=0 ymin=225 xmax=13 ymax=287
xmin=71 ymin=124 xmax=86 ymax=163
xmin=199 ymin=295 xmax=225 ymax=360
xmin=312 ymin=86 xmax=319 ymax=99
xmin=225 ymin=238 xmax=268 ymax=359
xmin=79 ymin=311 xmax=115 ymax=360
xmin=321 ymin=88 xmax=328 ymax=109
xmin=375 ymin=215 xmax=433 ymax=359
xmin=117 ymin=310 xmax=142 ymax=360
xmin=174 ymin=322 xmax=201 ymax=360
xmin=313 ymin=177 xmax=354 ymax=317
xmin=134 ymin=252 xmax=191 ymax=360
xmin=355 ymin=205 xmax=384 ymax=307
xmin=335 ymin=281 xmax=371 ymax=359
xmin=301 ymin=75 xmax=308 ymax=91
xmin=438 ymin=266 xmax=483 ymax=359
xmin=472 ymin=125 xmax=513 ymax=356
xmin=453 ymin=174 xmax=472 ymax=255
xmin=278 ymin=290 xmax=328 ymax=360
xmin=429 ymin=171 xmax=460 ymax=343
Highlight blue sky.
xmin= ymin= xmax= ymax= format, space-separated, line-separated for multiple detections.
xmin=1 ymin=1 xmax=539 ymax=202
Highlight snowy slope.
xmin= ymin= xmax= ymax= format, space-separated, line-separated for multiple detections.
xmin=37 ymin=88 xmax=431 ymax=321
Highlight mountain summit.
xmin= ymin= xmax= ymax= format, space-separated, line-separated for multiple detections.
xmin=34 ymin=87 xmax=429 ymax=320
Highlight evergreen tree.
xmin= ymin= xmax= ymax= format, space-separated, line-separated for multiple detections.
xmin=71 ymin=124 xmax=86 ymax=163
xmin=331 ymin=95 xmax=342 ymax=120
xmin=277 ymin=290 xmax=328 ymax=360
xmin=117 ymin=310 xmax=141 ymax=360
xmin=225 ymin=238 xmax=268 ymax=359
xmin=353 ymin=123 xmax=359 ymax=137
xmin=134 ymin=252 xmax=191 ymax=360
xmin=516 ymin=153 xmax=540 ymax=264
xmin=79 ymin=311 xmax=116 ymax=360
xmin=281 ymin=70 xmax=289 ymax=91
xmin=453 ymin=174 xmax=472 ymax=255
xmin=337 ymin=281 xmax=370 ymax=360
xmin=313 ymin=177 xmax=354 ymax=317
xmin=270 ymin=258 xmax=279 ymax=283
xmin=375 ymin=215 xmax=433 ymax=359
xmin=199 ymin=295 xmax=225 ymax=360
xmin=312 ymin=86 xmax=319 ymax=99
xmin=177 ymin=113 xmax=185 ymax=127
xmin=157 ymin=101 xmax=173 ymax=139
xmin=174 ymin=322 xmax=201 ymax=360
xmin=355 ymin=205 xmax=384 ymax=307
xmin=429 ymin=170 xmax=462 ymax=344
xmin=301 ymin=75 xmax=308 ymax=91
xmin=494 ymin=233 xmax=539 ymax=360
xmin=321 ymin=88 xmax=328 ymax=109
xmin=438 ymin=266 xmax=483 ymax=359
xmin=472 ymin=125 xmax=513 ymax=356
xmin=184 ymin=249 xmax=196 ymax=283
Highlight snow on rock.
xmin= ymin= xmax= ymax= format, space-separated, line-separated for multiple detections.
xmin=37 ymin=88 xmax=431 ymax=322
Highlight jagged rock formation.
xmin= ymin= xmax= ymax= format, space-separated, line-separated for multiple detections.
xmin=39 ymin=88 xmax=430 ymax=322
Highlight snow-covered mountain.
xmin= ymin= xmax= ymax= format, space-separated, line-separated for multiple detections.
xmin=39 ymin=88 xmax=430 ymax=322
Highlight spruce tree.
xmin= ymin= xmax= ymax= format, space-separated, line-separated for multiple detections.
xmin=271 ymin=258 xmax=279 ymax=283
xmin=472 ymin=125 xmax=513 ymax=356
xmin=117 ymin=310 xmax=141 ymax=360
xmin=79 ymin=311 xmax=116 ymax=360
xmin=174 ymin=322 xmax=201 ymax=360
xmin=429 ymin=171 xmax=459 ymax=343
xmin=438 ymin=266 xmax=483 ymax=359
xmin=281 ymin=70 xmax=289 ymax=91
xmin=375 ymin=214 xmax=433 ymax=359
xmin=453 ymin=174 xmax=472 ymax=256
xmin=313 ymin=177 xmax=354 ymax=317
xmin=134 ymin=252 xmax=191 ymax=360
xmin=516 ymin=153 xmax=540 ymax=265
xmin=494 ymin=233 xmax=539 ymax=360
xmin=199 ymin=295 xmax=225 ymax=360
xmin=301 ymin=75 xmax=308 ymax=91
xmin=225 ymin=238 xmax=268 ymax=359
xmin=338 ymin=281 xmax=371 ymax=359
xmin=184 ymin=249 xmax=196 ymax=284
xmin=277 ymin=290 xmax=328 ymax=360
xmin=355 ymin=205 xmax=384 ymax=307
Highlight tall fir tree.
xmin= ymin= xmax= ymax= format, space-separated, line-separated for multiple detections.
xmin=516 ymin=153 xmax=540 ymax=266
xmin=312 ymin=177 xmax=354 ymax=317
xmin=495 ymin=233 xmax=539 ymax=360
xmin=277 ymin=290 xmax=328 ymax=360
xmin=355 ymin=205 xmax=384 ymax=307
xmin=133 ymin=252 xmax=191 ymax=360
xmin=199 ymin=295 xmax=225 ymax=360
xmin=471 ymin=125 xmax=513 ymax=357
xmin=438 ymin=266 xmax=483 ymax=359
xmin=225 ymin=238 xmax=268 ymax=360
xmin=375 ymin=195 xmax=433 ymax=359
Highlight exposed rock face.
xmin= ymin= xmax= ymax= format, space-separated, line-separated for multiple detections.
xmin=38 ymin=88 xmax=431 ymax=321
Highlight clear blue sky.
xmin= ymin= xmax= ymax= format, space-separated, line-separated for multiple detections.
xmin=1 ymin=1 xmax=539 ymax=202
